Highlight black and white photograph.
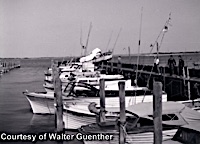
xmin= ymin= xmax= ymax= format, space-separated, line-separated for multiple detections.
xmin=0 ymin=0 xmax=200 ymax=144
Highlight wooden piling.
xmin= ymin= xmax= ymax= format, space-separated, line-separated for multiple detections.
xmin=99 ymin=79 xmax=106 ymax=122
xmin=52 ymin=61 xmax=64 ymax=132
xmin=163 ymin=67 xmax=166 ymax=92
xmin=153 ymin=81 xmax=162 ymax=144
xmin=187 ymin=67 xmax=191 ymax=100
xmin=111 ymin=62 xmax=113 ymax=73
xmin=118 ymin=81 xmax=126 ymax=144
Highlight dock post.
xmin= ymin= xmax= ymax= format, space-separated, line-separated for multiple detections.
xmin=53 ymin=61 xmax=64 ymax=133
xmin=163 ymin=67 xmax=165 ymax=92
xmin=117 ymin=56 xmax=122 ymax=74
xmin=187 ymin=67 xmax=191 ymax=100
xmin=99 ymin=79 xmax=106 ymax=122
xmin=118 ymin=81 xmax=126 ymax=144
xmin=153 ymin=81 xmax=162 ymax=144
xmin=110 ymin=62 xmax=113 ymax=73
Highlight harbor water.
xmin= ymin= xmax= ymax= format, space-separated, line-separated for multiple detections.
xmin=0 ymin=58 xmax=82 ymax=144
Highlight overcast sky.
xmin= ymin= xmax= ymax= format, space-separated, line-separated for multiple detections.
xmin=0 ymin=0 xmax=199 ymax=58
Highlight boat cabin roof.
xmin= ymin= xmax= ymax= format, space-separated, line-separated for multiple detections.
xmin=126 ymin=102 xmax=200 ymax=126
xmin=126 ymin=102 xmax=185 ymax=117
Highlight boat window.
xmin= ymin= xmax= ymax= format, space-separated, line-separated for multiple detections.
xmin=162 ymin=114 xmax=179 ymax=121
xmin=137 ymin=118 xmax=154 ymax=127
xmin=89 ymin=80 xmax=98 ymax=85
xmin=134 ymin=90 xmax=152 ymax=96
xmin=79 ymin=80 xmax=88 ymax=83
xmin=148 ymin=114 xmax=179 ymax=121
xmin=72 ymin=82 xmax=99 ymax=97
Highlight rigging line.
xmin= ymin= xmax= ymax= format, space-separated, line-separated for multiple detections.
xmin=135 ymin=7 xmax=143 ymax=86
xmin=85 ymin=22 xmax=93 ymax=56
xmin=137 ymin=13 xmax=172 ymax=82
xmin=158 ymin=30 xmax=167 ymax=52
xmin=105 ymin=30 xmax=113 ymax=52
xmin=149 ymin=13 xmax=171 ymax=54
xmin=111 ymin=27 xmax=122 ymax=53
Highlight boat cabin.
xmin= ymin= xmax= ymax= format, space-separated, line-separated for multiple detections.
xmin=79 ymin=102 xmax=200 ymax=134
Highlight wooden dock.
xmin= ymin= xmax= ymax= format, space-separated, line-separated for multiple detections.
xmin=97 ymin=61 xmax=200 ymax=101
xmin=0 ymin=59 xmax=21 ymax=75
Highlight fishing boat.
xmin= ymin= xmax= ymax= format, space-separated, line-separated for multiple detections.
xmin=43 ymin=73 xmax=124 ymax=93
xmin=23 ymin=82 xmax=99 ymax=114
xmin=79 ymin=48 xmax=112 ymax=63
xmin=62 ymin=84 xmax=167 ymax=129
xmin=78 ymin=102 xmax=200 ymax=144
xmin=23 ymin=79 xmax=167 ymax=114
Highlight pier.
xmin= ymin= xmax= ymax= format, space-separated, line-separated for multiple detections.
xmin=98 ymin=57 xmax=200 ymax=101
xmin=0 ymin=59 xmax=21 ymax=75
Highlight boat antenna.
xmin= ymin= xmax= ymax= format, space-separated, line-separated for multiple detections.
xmin=105 ymin=30 xmax=113 ymax=52
xmin=135 ymin=7 xmax=143 ymax=86
xmin=85 ymin=22 xmax=92 ymax=56
xmin=111 ymin=27 xmax=122 ymax=53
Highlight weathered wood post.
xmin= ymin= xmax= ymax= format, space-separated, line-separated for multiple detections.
xmin=187 ymin=67 xmax=191 ymax=100
xmin=117 ymin=56 xmax=122 ymax=74
xmin=118 ymin=81 xmax=126 ymax=144
xmin=163 ymin=67 xmax=166 ymax=92
xmin=110 ymin=62 xmax=113 ymax=73
xmin=153 ymin=80 xmax=163 ymax=144
xmin=52 ymin=61 xmax=64 ymax=132
xmin=101 ymin=62 xmax=104 ymax=70
xmin=99 ymin=79 xmax=106 ymax=122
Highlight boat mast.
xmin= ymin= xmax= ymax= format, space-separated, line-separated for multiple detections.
xmin=80 ymin=24 xmax=84 ymax=56
xmin=105 ymin=31 xmax=113 ymax=52
xmin=85 ymin=22 xmax=92 ymax=56
xmin=135 ymin=7 xmax=143 ymax=86
xmin=111 ymin=27 xmax=122 ymax=53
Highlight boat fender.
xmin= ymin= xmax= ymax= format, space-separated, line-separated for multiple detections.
xmin=88 ymin=102 xmax=99 ymax=115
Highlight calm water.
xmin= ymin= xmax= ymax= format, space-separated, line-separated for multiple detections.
xmin=0 ymin=58 xmax=82 ymax=144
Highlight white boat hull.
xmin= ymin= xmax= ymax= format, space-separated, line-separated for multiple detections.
xmin=25 ymin=92 xmax=167 ymax=115
xmin=63 ymin=93 xmax=168 ymax=129
xmin=26 ymin=94 xmax=55 ymax=114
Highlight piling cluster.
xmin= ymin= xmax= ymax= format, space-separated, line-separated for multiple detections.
xmin=0 ymin=60 xmax=21 ymax=75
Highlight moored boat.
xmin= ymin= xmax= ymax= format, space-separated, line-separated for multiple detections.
xmin=78 ymin=102 xmax=200 ymax=144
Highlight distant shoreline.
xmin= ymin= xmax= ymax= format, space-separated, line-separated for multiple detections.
xmin=0 ymin=51 xmax=200 ymax=59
